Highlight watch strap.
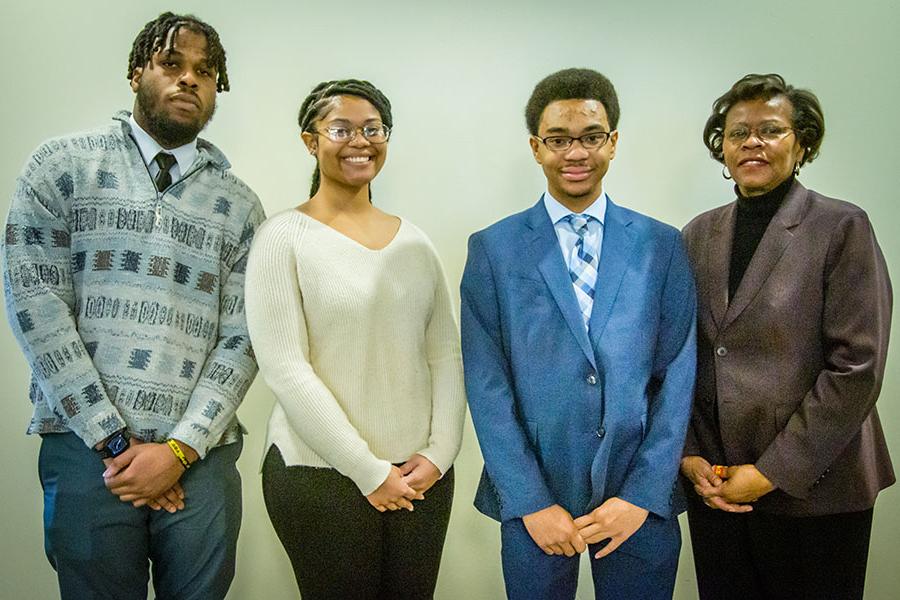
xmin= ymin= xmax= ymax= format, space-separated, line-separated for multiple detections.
xmin=95 ymin=429 xmax=130 ymax=460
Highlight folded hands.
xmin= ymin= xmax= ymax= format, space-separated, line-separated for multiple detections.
xmin=365 ymin=453 xmax=441 ymax=512
xmin=100 ymin=438 xmax=198 ymax=513
xmin=522 ymin=498 xmax=649 ymax=559
xmin=680 ymin=455 xmax=774 ymax=512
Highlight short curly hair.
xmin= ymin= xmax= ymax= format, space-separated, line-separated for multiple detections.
xmin=525 ymin=68 xmax=620 ymax=135
xmin=127 ymin=12 xmax=229 ymax=93
xmin=703 ymin=73 xmax=824 ymax=166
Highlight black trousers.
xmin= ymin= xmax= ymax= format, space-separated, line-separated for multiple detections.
xmin=687 ymin=498 xmax=874 ymax=600
xmin=262 ymin=445 xmax=454 ymax=600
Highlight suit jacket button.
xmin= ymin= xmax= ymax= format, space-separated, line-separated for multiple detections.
xmin=586 ymin=374 xmax=598 ymax=385
xmin=596 ymin=427 xmax=606 ymax=438
xmin=716 ymin=346 xmax=728 ymax=357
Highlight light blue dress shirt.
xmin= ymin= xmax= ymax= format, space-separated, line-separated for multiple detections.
xmin=543 ymin=189 xmax=606 ymax=274
xmin=128 ymin=114 xmax=198 ymax=184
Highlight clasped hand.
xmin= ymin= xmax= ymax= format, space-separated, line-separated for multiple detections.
xmin=365 ymin=454 xmax=440 ymax=512
xmin=522 ymin=498 xmax=649 ymax=559
xmin=680 ymin=455 xmax=774 ymax=512
xmin=102 ymin=439 xmax=195 ymax=513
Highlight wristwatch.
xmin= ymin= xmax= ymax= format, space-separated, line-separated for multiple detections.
xmin=95 ymin=429 xmax=130 ymax=460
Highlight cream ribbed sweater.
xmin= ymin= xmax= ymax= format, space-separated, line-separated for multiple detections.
xmin=245 ymin=209 xmax=466 ymax=495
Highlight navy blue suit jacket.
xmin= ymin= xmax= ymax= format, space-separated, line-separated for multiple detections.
xmin=461 ymin=197 xmax=696 ymax=526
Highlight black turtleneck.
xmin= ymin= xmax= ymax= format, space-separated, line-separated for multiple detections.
xmin=728 ymin=176 xmax=794 ymax=300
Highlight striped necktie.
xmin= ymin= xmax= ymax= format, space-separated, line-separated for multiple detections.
xmin=154 ymin=152 xmax=177 ymax=192
xmin=564 ymin=213 xmax=599 ymax=327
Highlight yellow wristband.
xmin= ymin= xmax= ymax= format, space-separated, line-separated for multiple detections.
xmin=167 ymin=439 xmax=191 ymax=470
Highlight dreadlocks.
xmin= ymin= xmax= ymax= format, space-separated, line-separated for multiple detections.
xmin=298 ymin=79 xmax=393 ymax=197
xmin=127 ymin=12 xmax=230 ymax=93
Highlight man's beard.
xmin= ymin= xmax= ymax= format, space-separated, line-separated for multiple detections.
xmin=135 ymin=84 xmax=216 ymax=148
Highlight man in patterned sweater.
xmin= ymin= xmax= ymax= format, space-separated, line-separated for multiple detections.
xmin=1 ymin=12 xmax=263 ymax=599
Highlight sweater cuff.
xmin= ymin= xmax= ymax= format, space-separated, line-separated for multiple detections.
xmin=78 ymin=410 xmax=129 ymax=449
xmin=415 ymin=447 xmax=454 ymax=477
xmin=168 ymin=425 xmax=211 ymax=460
xmin=347 ymin=457 xmax=393 ymax=496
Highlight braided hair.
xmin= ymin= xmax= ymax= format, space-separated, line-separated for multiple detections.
xmin=127 ymin=12 xmax=230 ymax=93
xmin=298 ymin=79 xmax=393 ymax=197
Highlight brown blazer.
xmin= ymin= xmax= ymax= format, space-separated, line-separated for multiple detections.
xmin=682 ymin=180 xmax=894 ymax=517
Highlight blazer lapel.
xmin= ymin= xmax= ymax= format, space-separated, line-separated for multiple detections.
xmin=723 ymin=181 xmax=809 ymax=328
xmin=525 ymin=199 xmax=597 ymax=370
xmin=588 ymin=199 xmax=634 ymax=344
xmin=707 ymin=204 xmax=735 ymax=329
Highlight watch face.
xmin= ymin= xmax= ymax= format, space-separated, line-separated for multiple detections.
xmin=107 ymin=434 xmax=129 ymax=456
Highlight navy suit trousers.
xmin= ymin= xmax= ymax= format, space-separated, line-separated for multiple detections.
xmin=500 ymin=514 xmax=680 ymax=600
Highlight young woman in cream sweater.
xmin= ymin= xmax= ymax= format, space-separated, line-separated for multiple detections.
xmin=245 ymin=79 xmax=466 ymax=599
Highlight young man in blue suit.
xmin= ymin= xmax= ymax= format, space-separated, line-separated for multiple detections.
xmin=461 ymin=68 xmax=697 ymax=599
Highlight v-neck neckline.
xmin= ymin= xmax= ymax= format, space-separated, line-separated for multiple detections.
xmin=295 ymin=210 xmax=404 ymax=252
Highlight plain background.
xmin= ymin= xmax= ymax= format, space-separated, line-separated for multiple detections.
xmin=1 ymin=1 xmax=897 ymax=598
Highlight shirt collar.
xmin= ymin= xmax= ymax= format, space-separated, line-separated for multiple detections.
xmin=128 ymin=114 xmax=198 ymax=174
xmin=543 ymin=188 xmax=607 ymax=226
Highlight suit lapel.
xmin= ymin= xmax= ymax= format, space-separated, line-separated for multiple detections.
xmin=707 ymin=204 xmax=735 ymax=329
xmin=525 ymin=199 xmax=597 ymax=370
xmin=588 ymin=199 xmax=634 ymax=344
xmin=723 ymin=181 xmax=810 ymax=328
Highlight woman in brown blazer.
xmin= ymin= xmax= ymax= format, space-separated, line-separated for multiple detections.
xmin=680 ymin=73 xmax=893 ymax=600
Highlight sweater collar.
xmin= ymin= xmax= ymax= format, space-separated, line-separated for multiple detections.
xmin=112 ymin=110 xmax=231 ymax=171
xmin=128 ymin=114 xmax=197 ymax=175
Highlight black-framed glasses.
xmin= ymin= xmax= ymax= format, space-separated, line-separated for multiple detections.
xmin=312 ymin=125 xmax=391 ymax=144
xmin=724 ymin=124 xmax=794 ymax=144
xmin=534 ymin=131 xmax=613 ymax=152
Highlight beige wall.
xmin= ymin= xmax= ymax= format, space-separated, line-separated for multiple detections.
xmin=1 ymin=1 xmax=897 ymax=598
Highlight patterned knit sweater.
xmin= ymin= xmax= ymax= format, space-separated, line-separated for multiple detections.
xmin=2 ymin=111 xmax=264 ymax=457
xmin=245 ymin=210 xmax=467 ymax=495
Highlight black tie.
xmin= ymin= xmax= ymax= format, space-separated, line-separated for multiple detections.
xmin=154 ymin=152 xmax=177 ymax=192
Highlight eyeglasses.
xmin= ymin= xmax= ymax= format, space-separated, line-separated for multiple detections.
xmin=312 ymin=125 xmax=391 ymax=144
xmin=724 ymin=124 xmax=794 ymax=144
xmin=533 ymin=131 xmax=613 ymax=152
